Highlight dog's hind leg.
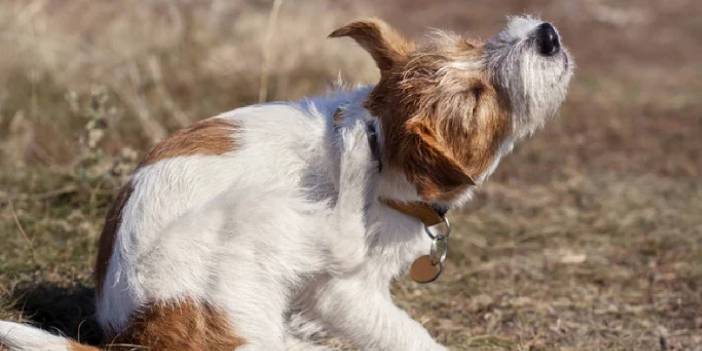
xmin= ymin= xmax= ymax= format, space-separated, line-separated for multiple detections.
xmin=327 ymin=117 xmax=379 ymax=274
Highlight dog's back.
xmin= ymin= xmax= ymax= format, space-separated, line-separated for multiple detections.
xmin=1 ymin=93 xmax=359 ymax=350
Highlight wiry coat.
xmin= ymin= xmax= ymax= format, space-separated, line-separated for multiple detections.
xmin=0 ymin=16 xmax=572 ymax=351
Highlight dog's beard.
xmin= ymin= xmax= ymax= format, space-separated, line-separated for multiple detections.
xmin=487 ymin=43 xmax=572 ymax=138
xmin=519 ymin=48 xmax=573 ymax=134
xmin=485 ymin=17 xmax=574 ymax=139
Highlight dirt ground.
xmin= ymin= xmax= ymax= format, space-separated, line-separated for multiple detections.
xmin=1 ymin=1 xmax=700 ymax=350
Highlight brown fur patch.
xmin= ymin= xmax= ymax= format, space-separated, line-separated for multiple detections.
xmin=329 ymin=18 xmax=415 ymax=72
xmin=95 ymin=182 xmax=133 ymax=296
xmin=105 ymin=299 xmax=245 ymax=350
xmin=139 ymin=118 xmax=239 ymax=167
xmin=393 ymin=68 xmax=512 ymax=200
xmin=333 ymin=19 xmax=511 ymax=201
xmin=95 ymin=118 xmax=239 ymax=294
xmin=69 ymin=341 xmax=101 ymax=351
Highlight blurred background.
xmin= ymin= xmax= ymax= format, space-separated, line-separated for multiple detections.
xmin=0 ymin=0 xmax=700 ymax=350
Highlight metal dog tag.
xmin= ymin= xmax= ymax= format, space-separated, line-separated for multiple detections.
xmin=411 ymin=217 xmax=450 ymax=284
xmin=410 ymin=255 xmax=443 ymax=283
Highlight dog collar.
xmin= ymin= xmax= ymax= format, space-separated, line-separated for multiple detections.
xmin=380 ymin=199 xmax=451 ymax=284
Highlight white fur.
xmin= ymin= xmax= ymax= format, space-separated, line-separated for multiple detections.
xmin=91 ymin=88 xmax=445 ymax=350
xmin=486 ymin=15 xmax=574 ymax=139
xmin=0 ymin=17 xmax=573 ymax=351
xmin=0 ymin=321 xmax=70 ymax=351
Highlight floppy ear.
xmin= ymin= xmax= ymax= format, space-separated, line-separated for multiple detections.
xmin=329 ymin=18 xmax=414 ymax=72
xmin=402 ymin=120 xmax=476 ymax=200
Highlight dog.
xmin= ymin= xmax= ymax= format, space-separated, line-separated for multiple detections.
xmin=0 ymin=16 xmax=572 ymax=351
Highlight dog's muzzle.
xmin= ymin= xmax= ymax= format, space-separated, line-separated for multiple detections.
xmin=536 ymin=22 xmax=560 ymax=57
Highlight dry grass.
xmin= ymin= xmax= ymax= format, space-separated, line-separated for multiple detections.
xmin=1 ymin=0 xmax=701 ymax=350
xmin=0 ymin=0 xmax=376 ymax=166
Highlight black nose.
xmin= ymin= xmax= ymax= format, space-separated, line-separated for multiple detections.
xmin=536 ymin=23 xmax=560 ymax=56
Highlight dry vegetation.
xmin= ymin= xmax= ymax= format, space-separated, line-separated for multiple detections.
xmin=1 ymin=0 xmax=701 ymax=350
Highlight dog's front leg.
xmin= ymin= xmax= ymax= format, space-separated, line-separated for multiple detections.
xmin=327 ymin=118 xmax=379 ymax=273
xmin=311 ymin=276 xmax=447 ymax=351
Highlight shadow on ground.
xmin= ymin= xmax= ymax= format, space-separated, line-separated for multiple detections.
xmin=9 ymin=283 xmax=102 ymax=345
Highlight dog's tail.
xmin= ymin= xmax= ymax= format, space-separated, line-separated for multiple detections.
xmin=0 ymin=321 xmax=100 ymax=351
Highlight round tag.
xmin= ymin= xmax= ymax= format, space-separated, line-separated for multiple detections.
xmin=410 ymin=255 xmax=443 ymax=284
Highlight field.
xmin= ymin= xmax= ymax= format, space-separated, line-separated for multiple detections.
xmin=1 ymin=0 xmax=701 ymax=350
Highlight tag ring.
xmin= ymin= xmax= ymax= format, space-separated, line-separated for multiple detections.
xmin=430 ymin=237 xmax=449 ymax=265
xmin=424 ymin=216 xmax=450 ymax=240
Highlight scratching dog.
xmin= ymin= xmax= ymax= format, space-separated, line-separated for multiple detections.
xmin=0 ymin=16 xmax=573 ymax=351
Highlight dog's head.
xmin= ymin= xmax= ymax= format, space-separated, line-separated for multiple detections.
xmin=331 ymin=16 xmax=573 ymax=202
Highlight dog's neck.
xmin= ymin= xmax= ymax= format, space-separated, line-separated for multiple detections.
xmin=365 ymin=120 xmax=449 ymax=217
xmin=325 ymin=85 xmax=467 ymax=210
